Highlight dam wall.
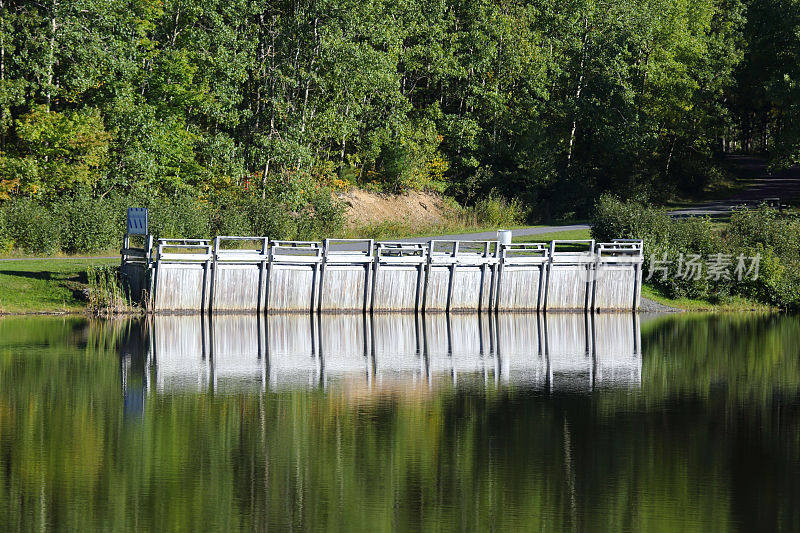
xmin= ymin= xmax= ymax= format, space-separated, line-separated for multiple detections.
xmin=121 ymin=237 xmax=642 ymax=313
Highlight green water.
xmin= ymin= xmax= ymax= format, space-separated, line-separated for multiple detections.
xmin=0 ymin=313 xmax=798 ymax=531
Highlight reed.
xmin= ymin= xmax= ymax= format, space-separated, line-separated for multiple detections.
xmin=87 ymin=265 xmax=136 ymax=315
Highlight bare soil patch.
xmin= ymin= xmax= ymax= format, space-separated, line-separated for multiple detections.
xmin=339 ymin=190 xmax=454 ymax=229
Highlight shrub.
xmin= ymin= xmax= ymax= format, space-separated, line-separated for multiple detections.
xmin=295 ymin=188 xmax=344 ymax=240
xmin=0 ymin=210 xmax=10 ymax=254
xmin=55 ymin=194 xmax=122 ymax=253
xmin=726 ymin=205 xmax=800 ymax=260
xmin=243 ymin=195 xmax=298 ymax=240
xmin=0 ymin=198 xmax=61 ymax=254
xmin=592 ymin=195 xmax=800 ymax=309
xmin=592 ymin=195 xmax=718 ymax=299
xmin=144 ymin=195 xmax=211 ymax=239
xmin=591 ymin=194 xmax=672 ymax=243
xmin=209 ymin=191 xmax=254 ymax=237
xmin=468 ymin=193 xmax=527 ymax=228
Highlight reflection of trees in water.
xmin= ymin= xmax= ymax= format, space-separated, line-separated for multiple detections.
xmin=0 ymin=314 xmax=798 ymax=530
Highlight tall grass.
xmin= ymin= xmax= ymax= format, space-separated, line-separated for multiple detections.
xmin=87 ymin=265 xmax=136 ymax=315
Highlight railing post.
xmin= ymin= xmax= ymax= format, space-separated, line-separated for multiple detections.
xmin=446 ymin=241 xmax=458 ymax=312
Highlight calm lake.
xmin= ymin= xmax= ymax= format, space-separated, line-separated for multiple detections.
xmin=0 ymin=312 xmax=798 ymax=531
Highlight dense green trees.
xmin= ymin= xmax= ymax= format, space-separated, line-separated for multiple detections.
xmin=0 ymin=0 xmax=796 ymax=228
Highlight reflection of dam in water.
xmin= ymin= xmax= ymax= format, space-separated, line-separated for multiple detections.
xmin=121 ymin=313 xmax=641 ymax=395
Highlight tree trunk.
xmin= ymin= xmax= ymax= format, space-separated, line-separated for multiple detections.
xmin=46 ymin=2 xmax=59 ymax=112
xmin=566 ymin=17 xmax=590 ymax=169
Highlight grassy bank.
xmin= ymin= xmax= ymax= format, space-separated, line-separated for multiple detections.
xmin=641 ymin=284 xmax=773 ymax=312
xmin=341 ymin=221 xmax=529 ymax=240
xmin=0 ymin=258 xmax=117 ymax=314
xmin=517 ymin=228 xmax=592 ymax=243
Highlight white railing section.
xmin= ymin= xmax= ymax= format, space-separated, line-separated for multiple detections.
xmin=545 ymin=240 xmax=596 ymax=311
xmin=425 ymin=240 xmax=499 ymax=311
xmin=592 ymin=239 xmax=643 ymax=311
xmin=496 ymin=243 xmax=549 ymax=311
xmin=372 ymin=242 xmax=428 ymax=312
xmin=319 ymin=239 xmax=375 ymax=312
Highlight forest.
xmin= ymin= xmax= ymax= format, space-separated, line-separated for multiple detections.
xmin=0 ymin=0 xmax=798 ymax=251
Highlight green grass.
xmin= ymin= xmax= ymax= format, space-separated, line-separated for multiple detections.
xmin=641 ymin=283 xmax=772 ymax=312
xmin=516 ymin=228 xmax=592 ymax=243
xmin=0 ymin=249 xmax=118 ymax=260
xmin=0 ymin=258 xmax=118 ymax=314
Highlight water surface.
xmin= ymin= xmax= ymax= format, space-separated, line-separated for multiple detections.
xmin=0 ymin=313 xmax=798 ymax=531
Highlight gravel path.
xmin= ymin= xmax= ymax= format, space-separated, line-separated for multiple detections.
xmin=639 ymin=297 xmax=683 ymax=313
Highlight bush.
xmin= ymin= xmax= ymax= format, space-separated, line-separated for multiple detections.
xmin=0 ymin=198 xmax=61 ymax=254
xmin=592 ymin=195 xmax=718 ymax=299
xmin=295 ymin=188 xmax=344 ymax=240
xmin=0 ymin=210 xmax=10 ymax=254
xmin=258 ymin=171 xmax=345 ymax=240
xmin=592 ymin=195 xmax=800 ymax=309
xmin=143 ymin=195 xmax=211 ymax=239
xmin=726 ymin=205 xmax=800 ymax=260
xmin=56 ymin=194 xmax=122 ymax=253
xmin=244 ymin=195 xmax=297 ymax=240
xmin=209 ymin=191 xmax=254 ymax=237
xmin=0 ymin=176 xmax=345 ymax=255
xmin=474 ymin=193 xmax=526 ymax=227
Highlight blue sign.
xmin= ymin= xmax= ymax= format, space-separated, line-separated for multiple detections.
xmin=127 ymin=207 xmax=148 ymax=235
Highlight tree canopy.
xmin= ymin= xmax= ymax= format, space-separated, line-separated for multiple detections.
xmin=0 ymin=0 xmax=796 ymax=217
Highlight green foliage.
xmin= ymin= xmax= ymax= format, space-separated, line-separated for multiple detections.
xmin=0 ymin=208 xmax=9 ymax=254
xmin=12 ymin=106 xmax=111 ymax=195
xmin=724 ymin=206 xmax=800 ymax=308
xmin=0 ymin=0 xmax=771 ymax=222
xmin=0 ymin=179 xmax=345 ymax=254
xmin=594 ymin=196 xmax=708 ymax=299
xmin=0 ymin=0 xmax=795 ymax=241
xmin=469 ymin=193 xmax=527 ymax=228
xmin=592 ymin=196 xmax=800 ymax=308
xmin=144 ymin=195 xmax=212 ymax=240
xmin=56 ymin=194 xmax=122 ymax=253
xmin=733 ymin=0 xmax=800 ymax=166
xmin=0 ymin=198 xmax=61 ymax=254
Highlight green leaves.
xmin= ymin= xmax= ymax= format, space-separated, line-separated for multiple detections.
xmin=0 ymin=0 xmax=791 ymax=221
xmin=13 ymin=106 xmax=111 ymax=194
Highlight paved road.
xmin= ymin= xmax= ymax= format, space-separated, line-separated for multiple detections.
xmin=669 ymin=155 xmax=800 ymax=217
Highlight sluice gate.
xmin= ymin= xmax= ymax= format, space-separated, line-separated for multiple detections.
xmin=121 ymin=236 xmax=643 ymax=313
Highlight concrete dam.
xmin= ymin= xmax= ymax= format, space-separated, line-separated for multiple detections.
xmin=120 ymin=234 xmax=643 ymax=313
